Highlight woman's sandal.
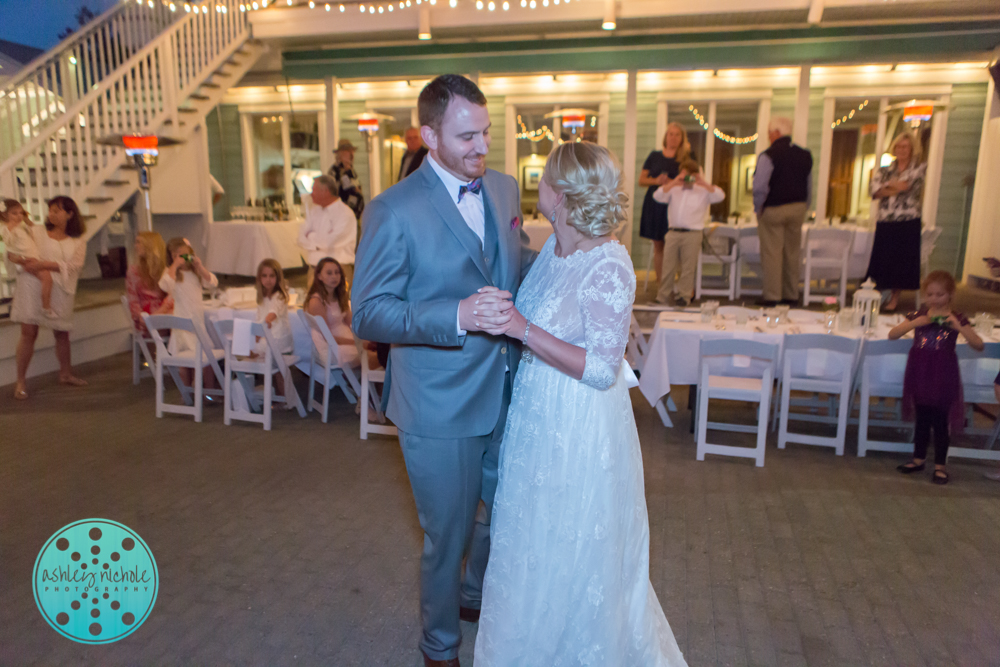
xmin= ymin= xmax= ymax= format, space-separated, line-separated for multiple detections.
xmin=897 ymin=461 xmax=925 ymax=474
xmin=932 ymin=469 xmax=949 ymax=485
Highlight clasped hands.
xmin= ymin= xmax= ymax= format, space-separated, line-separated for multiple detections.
xmin=459 ymin=286 xmax=528 ymax=340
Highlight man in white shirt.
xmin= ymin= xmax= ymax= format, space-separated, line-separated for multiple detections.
xmin=351 ymin=74 xmax=535 ymax=667
xmin=297 ymin=174 xmax=357 ymax=286
xmin=652 ymin=159 xmax=725 ymax=306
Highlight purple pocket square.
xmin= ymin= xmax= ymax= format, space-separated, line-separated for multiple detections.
xmin=510 ymin=216 xmax=521 ymax=230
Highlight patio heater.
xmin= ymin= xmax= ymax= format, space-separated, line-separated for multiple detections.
xmin=877 ymin=99 xmax=949 ymax=166
xmin=543 ymin=108 xmax=601 ymax=141
xmin=347 ymin=112 xmax=395 ymax=199
xmin=95 ymin=133 xmax=183 ymax=232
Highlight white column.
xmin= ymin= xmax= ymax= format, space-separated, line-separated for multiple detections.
xmin=505 ymin=102 xmax=517 ymax=179
xmin=655 ymin=99 xmax=667 ymax=151
xmin=816 ymin=95 xmax=836 ymax=221
xmin=551 ymin=105 xmax=561 ymax=154
xmin=793 ymin=65 xmax=811 ymax=146
xmin=281 ymin=114 xmax=293 ymax=209
xmin=704 ymin=101 xmax=717 ymax=179
xmin=921 ymin=95 xmax=949 ymax=229
xmin=869 ymin=97 xmax=889 ymax=222
xmin=621 ymin=69 xmax=638 ymax=252
xmin=598 ymin=100 xmax=610 ymax=148
xmin=240 ymin=112 xmax=257 ymax=204
xmin=368 ymin=135 xmax=381 ymax=200
xmin=962 ymin=76 xmax=1000 ymax=281
xmin=755 ymin=98 xmax=771 ymax=158
xmin=323 ymin=76 xmax=338 ymax=174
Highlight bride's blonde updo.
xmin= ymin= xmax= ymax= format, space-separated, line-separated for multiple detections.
xmin=543 ymin=141 xmax=629 ymax=239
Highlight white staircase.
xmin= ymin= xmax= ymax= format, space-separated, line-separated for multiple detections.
xmin=0 ymin=0 xmax=264 ymax=242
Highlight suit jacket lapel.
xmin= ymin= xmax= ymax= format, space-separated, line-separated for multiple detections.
xmin=481 ymin=177 xmax=510 ymax=289
xmin=418 ymin=161 xmax=492 ymax=284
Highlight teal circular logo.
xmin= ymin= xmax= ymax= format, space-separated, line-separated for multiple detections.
xmin=33 ymin=519 xmax=158 ymax=643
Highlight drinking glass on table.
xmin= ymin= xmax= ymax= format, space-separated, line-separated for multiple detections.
xmin=735 ymin=309 xmax=750 ymax=327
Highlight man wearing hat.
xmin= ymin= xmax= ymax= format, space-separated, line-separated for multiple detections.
xmin=329 ymin=138 xmax=365 ymax=220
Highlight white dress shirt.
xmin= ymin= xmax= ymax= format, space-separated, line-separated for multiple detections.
xmin=653 ymin=182 xmax=725 ymax=230
xmin=426 ymin=154 xmax=490 ymax=337
xmin=297 ymin=198 xmax=357 ymax=267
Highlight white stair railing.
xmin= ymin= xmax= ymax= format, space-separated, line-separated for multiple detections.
xmin=0 ymin=0 xmax=250 ymax=226
xmin=0 ymin=1 xmax=180 ymax=161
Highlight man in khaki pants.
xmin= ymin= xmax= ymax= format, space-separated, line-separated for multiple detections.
xmin=752 ymin=117 xmax=813 ymax=305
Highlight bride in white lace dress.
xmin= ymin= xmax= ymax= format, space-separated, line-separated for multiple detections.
xmin=474 ymin=143 xmax=687 ymax=666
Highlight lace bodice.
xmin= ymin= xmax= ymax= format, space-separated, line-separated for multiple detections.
xmin=516 ymin=235 xmax=635 ymax=389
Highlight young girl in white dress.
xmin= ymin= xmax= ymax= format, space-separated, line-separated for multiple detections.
xmin=253 ymin=258 xmax=295 ymax=405
xmin=304 ymin=256 xmax=361 ymax=368
xmin=1 ymin=198 xmax=56 ymax=318
xmin=159 ymin=237 xmax=219 ymax=386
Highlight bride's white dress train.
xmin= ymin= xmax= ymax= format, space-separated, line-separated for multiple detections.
xmin=474 ymin=236 xmax=687 ymax=666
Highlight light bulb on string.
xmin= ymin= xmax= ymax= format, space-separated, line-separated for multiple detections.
xmin=488 ymin=0 xmax=494 ymax=8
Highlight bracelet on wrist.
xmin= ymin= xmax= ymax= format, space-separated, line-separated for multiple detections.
xmin=523 ymin=320 xmax=532 ymax=345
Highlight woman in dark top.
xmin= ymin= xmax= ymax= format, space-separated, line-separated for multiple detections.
xmin=639 ymin=123 xmax=691 ymax=289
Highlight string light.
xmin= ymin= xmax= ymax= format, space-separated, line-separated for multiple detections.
xmin=688 ymin=106 xmax=759 ymax=145
xmin=831 ymin=99 xmax=870 ymax=129
xmin=237 ymin=0 xmax=571 ymax=11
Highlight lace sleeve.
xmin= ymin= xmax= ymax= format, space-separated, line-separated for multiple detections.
xmin=578 ymin=255 xmax=635 ymax=390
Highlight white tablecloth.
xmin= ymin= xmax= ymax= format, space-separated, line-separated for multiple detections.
xmin=637 ymin=310 xmax=999 ymax=418
xmin=523 ymin=217 xmax=554 ymax=252
xmin=736 ymin=223 xmax=875 ymax=280
xmin=205 ymin=220 xmax=304 ymax=276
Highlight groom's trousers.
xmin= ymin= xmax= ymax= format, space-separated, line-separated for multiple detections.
xmin=398 ymin=371 xmax=511 ymax=661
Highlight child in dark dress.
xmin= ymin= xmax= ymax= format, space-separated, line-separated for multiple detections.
xmin=888 ymin=270 xmax=984 ymax=484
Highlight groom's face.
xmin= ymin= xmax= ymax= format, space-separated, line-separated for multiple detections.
xmin=422 ymin=96 xmax=491 ymax=182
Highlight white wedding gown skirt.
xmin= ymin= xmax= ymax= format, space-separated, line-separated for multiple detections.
xmin=475 ymin=357 xmax=687 ymax=666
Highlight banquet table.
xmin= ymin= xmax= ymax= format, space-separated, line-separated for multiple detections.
xmin=735 ymin=223 xmax=875 ymax=280
xmin=205 ymin=220 xmax=304 ymax=276
xmin=522 ymin=216 xmax=554 ymax=252
xmin=637 ymin=309 xmax=1000 ymax=433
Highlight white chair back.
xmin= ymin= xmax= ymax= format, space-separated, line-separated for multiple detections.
xmin=300 ymin=310 xmax=361 ymax=423
xmin=803 ymin=227 xmax=854 ymax=307
xmin=355 ymin=338 xmax=397 ymax=439
xmin=121 ymin=294 xmax=155 ymax=385
xmin=143 ymin=313 xmax=225 ymax=423
xmin=854 ymin=338 xmax=913 ymax=456
xmin=626 ymin=314 xmax=651 ymax=374
xmin=696 ymin=226 xmax=740 ymax=301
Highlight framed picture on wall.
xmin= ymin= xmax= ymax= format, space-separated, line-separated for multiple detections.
xmin=744 ymin=166 xmax=754 ymax=193
xmin=523 ymin=166 xmax=544 ymax=191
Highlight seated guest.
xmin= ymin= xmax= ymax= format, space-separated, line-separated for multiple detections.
xmin=304 ymin=257 xmax=379 ymax=370
xmin=652 ymin=159 xmax=725 ymax=306
xmin=125 ymin=231 xmax=173 ymax=335
xmin=298 ymin=174 xmax=357 ymax=287
xmin=398 ymin=127 xmax=428 ymax=181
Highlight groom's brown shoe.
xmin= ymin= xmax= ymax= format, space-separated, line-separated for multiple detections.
xmin=422 ymin=650 xmax=459 ymax=667
xmin=459 ymin=606 xmax=481 ymax=623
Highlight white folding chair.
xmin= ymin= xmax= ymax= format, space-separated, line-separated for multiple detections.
xmin=777 ymin=334 xmax=860 ymax=456
xmin=802 ymin=227 xmax=853 ymax=308
xmin=300 ymin=311 xmax=362 ymax=423
xmin=626 ymin=313 xmax=677 ymax=427
xmin=212 ymin=318 xmax=306 ymax=430
xmin=696 ymin=338 xmax=778 ymax=467
xmin=355 ymin=339 xmax=397 ymax=439
xmin=696 ymin=226 xmax=740 ymax=301
xmin=121 ymin=295 xmax=156 ymax=385
xmin=854 ymin=338 xmax=913 ymax=457
xmin=735 ymin=226 xmax=763 ymax=298
xmin=949 ymin=342 xmax=1000 ymax=461
xmin=142 ymin=314 xmax=226 ymax=423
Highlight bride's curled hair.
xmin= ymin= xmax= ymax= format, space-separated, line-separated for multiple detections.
xmin=543 ymin=141 xmax=628 ymax=239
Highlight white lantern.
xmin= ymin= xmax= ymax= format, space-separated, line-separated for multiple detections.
xmin=853 ymin=278 xmax=881 ymax=334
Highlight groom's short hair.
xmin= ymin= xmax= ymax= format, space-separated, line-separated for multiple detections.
xmin=418 ymin=75 xmax=487 ymax=131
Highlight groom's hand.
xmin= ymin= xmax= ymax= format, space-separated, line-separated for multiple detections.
xmin=459 ymin=287 xmax=514 ymax=334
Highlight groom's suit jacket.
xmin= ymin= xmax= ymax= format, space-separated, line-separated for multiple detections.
xmin=352 ymin=158 xmax=536 ymax=439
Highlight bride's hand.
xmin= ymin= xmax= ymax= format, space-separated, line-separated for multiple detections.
xmin=459 ymin=286 xmax=514 ymax=333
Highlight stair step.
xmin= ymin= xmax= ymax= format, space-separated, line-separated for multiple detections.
xmin=86 ymin=197 xmax=114 ymax=204
xmin=104 ymin=180 xmax=130 ymax=186
xmin=178 ymin=107 xmax=199 ymax=114
xmin=201 ymin=82 xmax=221 ymax=89
xmin=82 ymin=215 xmax=97 ymax=221
xmin=189 ymin=93 xmax=210 ymax=101
xmin=214 ymin=69 xmax=232 ymax=78
xmin=162 ymin=119 xmax=187 ymax=126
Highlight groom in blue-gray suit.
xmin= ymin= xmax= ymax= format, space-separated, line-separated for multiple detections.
xmin=352 ymin=75 xmax=536 ymax=666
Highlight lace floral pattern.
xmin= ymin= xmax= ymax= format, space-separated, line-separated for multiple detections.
xmin=474 ymin=236 xmax=687 ymax=667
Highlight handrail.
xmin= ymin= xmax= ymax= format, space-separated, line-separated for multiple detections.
xmin=0 ymin=1 xmax=180 ymax=160
xmin=0 ymin=0 xmax=249 ymax=228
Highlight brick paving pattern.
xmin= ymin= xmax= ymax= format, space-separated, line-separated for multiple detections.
xmin=2 ymin=353 xmax=1000 ymax=666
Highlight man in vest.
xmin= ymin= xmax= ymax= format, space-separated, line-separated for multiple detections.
xmin=752 ymin=116 xmax=813 ymax=305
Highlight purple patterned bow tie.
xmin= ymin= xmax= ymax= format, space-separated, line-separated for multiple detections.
xmin=458 ymin=178 xmax=483 ymax=201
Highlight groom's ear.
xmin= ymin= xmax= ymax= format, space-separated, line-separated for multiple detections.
xmin=420 ymin=125 xmax=439 ymax=152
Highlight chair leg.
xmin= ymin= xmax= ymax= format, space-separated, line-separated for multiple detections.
xmin=155 ymin=361 xmax=164 ymax=418
xmin=777 ymin=379 xmax=790 ymax=449
xmin=835 ymin=386 xmax=849 ymax=456
xmin=132 ymin=337 xmax=141 ymax=385
xmin=321 ymin=372 xmax=331 ymax=424
xmin=223 ymin=360 xmax=233 ymax=426
xmin=194 ymin=363 xmax=203 ymax=423
xmin=307 ymin=362 xmax=316 ymax=413
xmin=858 ymin=386 xmax=870 ymax=457
xmin=359 ymin=374 xmax=369 ymax=440
xmin=263 ymin=367 xmax=272 ymax=431
xmin=695 ymin=384 xmax=709 ymax=461
xmin=756 ymin=392 xmax=770 ymax=467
